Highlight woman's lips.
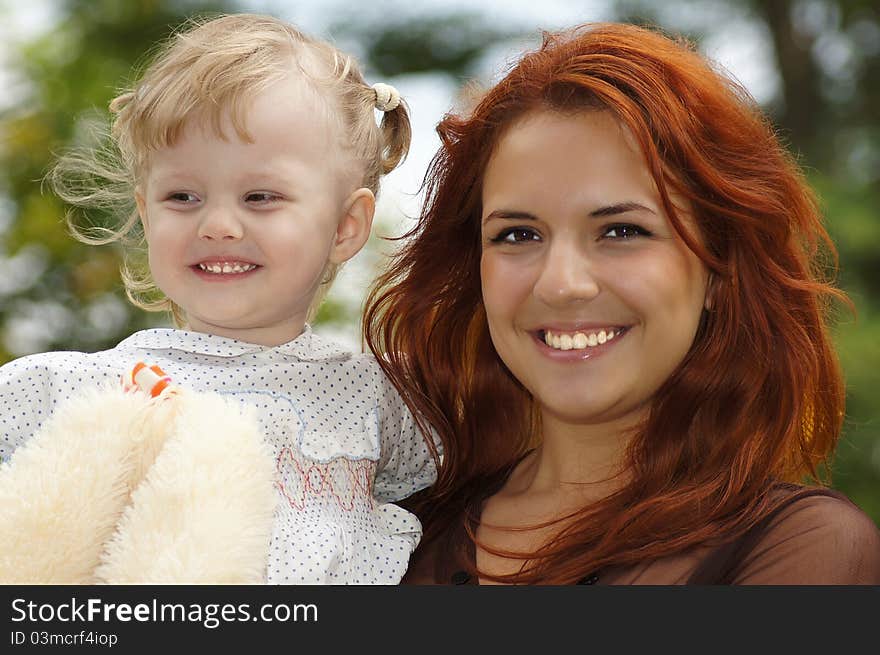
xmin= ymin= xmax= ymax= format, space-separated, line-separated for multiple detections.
xmin=532 ymin=326 xmax=630 ymax=360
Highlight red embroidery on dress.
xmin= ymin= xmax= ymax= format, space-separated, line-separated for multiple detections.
xmin=275 ymin=447 xmax=374 ymax=511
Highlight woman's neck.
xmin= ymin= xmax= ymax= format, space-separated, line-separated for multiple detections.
xmin=506 ymin=411 xmax=641 ymax=503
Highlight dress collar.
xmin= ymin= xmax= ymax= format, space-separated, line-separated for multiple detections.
xmin=117 ymin=324 xmax=352 ymax=362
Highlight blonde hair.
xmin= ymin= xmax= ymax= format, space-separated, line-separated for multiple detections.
xmin=49 ymin=13 xmax=411 ymax=325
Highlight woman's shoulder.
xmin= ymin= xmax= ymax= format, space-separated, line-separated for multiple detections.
xmin=729 ymin=484 xmax=880 ymax=584
xmin=762 ymin=484 xmax=879 ymax=541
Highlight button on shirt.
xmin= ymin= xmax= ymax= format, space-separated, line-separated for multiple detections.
xmin=0 ymin=326 xmax=437 ymax=584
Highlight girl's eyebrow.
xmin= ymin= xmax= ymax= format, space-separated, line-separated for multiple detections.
xmin=148 ymin=171 xmax=193 ymax=185
xmin=482 ymin=202 xmax=656 ymax=224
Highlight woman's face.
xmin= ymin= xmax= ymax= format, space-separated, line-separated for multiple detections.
xmin=480 ymin=110 xmax=709 ymax=431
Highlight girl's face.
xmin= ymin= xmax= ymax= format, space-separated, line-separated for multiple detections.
xmin=136 ymin=74 xmax=373 ymax=346
xmin=480 ymin=110 xmax=709 ymax=433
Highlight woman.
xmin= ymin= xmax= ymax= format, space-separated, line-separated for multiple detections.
xmin=364 ymin=22 xmax=880 ymax=584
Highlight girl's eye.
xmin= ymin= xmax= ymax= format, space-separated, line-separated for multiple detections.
xmin=245 ymin=192 xmax=280 ymax=204
xmin=602 ymin=223 xmax=650 ymax=240
xmin=166 ymin=192 xmax=199 ymax=203
xmin=490 ymin=227 xmax=540 ymax=244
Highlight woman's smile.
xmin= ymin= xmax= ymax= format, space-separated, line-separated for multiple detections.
xmin=531 ymin=326 xmax=631 ymax=361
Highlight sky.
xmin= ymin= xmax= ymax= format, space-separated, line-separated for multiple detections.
xmin=0 ymin=0 xmax=781 ymax=352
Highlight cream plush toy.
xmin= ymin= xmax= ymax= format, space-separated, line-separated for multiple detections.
xmin=0 ymin=363 xmax=277 ymax=584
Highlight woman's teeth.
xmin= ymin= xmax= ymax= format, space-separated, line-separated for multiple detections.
xmin=197 ymin=262 xmax=257 ymax=274
xmin=543 ymin=328 xmax=619 ymax=351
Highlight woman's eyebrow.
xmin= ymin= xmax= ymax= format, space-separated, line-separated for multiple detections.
xmin=483 ymin=202 xmax=655 ymax=224
xmin=482 ymin=210 xmax=537 ymax=224
xmin=589 ymin=201 xmax=656 ymax=217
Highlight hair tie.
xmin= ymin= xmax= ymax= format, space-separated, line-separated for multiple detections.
xmin=373 ymin=82 xmax=401 ymax=112
xmin=123 ymin=361 xmax=177 ymax=399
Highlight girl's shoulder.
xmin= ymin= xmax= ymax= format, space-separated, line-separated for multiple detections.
xmin=0 ymin=336 xmax=143 ymax=378
xmin=720 ymin=485 xmax=880 ymax=584
xmin=0 ymin=348 xmax=109 ymax=381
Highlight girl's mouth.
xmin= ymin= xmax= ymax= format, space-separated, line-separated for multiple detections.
xmin=194 ymin=261 xmax=259 ymax=274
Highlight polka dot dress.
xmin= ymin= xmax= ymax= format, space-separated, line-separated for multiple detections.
xmin=0 ymin=326 xmax=437 ymax=584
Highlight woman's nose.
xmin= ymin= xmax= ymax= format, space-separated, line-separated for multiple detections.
xmin=532 ymin=240 xmax=600 ymax=306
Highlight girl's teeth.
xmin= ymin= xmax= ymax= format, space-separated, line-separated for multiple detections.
xmin=543 ymin=328 xmax=620 ymax=351
xmin=199 ymin=262 xmax=255 ymax=274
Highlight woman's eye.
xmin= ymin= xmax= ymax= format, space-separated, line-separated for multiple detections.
xmin=603 ymin=223 xmax=650 ymax=240
xmin=491 ymin=228 xmax=540 ymax=244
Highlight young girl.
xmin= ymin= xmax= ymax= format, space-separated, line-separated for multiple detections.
xmin=0 ymin=13 xmax=435 ymax=584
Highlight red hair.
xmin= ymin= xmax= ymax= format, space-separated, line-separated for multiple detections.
xmin=364 ymin=22 xmax=849 ymax=583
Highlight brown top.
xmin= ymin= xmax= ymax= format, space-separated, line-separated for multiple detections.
xmin=403 ymin=483 xmax=880 ymax=585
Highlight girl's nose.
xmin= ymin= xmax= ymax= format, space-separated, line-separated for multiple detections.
xmin=197 ymin=206 xmax=244 ymax=241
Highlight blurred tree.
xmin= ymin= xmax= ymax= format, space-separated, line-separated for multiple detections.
xmin=333 ymin=13 xmax=520 ymax=79
xmin=0 ymin=0 xmax=236 ymax=362
xmin=753 ymin=0 xmax=879 ymax=174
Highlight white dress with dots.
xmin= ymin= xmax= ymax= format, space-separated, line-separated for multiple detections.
xmin=0 ymin=326 xmax=437 ymax=584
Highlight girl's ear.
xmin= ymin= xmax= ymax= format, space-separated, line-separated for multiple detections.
xmin=329 ymin=188 xmax=375 ymax=265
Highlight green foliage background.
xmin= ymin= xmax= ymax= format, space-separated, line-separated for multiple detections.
xmin=0 ymin=0 xmax=877 ymax=524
